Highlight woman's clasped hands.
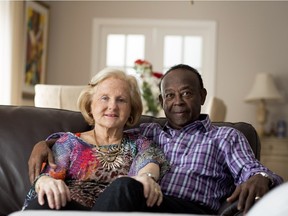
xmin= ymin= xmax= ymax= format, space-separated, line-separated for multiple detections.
xmin=132 ymin=174 xmax=163 ymax=207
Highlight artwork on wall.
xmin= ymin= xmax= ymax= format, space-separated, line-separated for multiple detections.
xmin=23 ymin=1 xmax=49 ymax=97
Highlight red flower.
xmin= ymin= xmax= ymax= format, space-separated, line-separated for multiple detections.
xmin=134 ymin=59 xmax=151 ymax=65
xmin=152 ymin=72 xmax=163 ymax=79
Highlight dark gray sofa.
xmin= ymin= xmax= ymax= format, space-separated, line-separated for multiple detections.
xmin=0 ymin=105 xmax=261 ymax=216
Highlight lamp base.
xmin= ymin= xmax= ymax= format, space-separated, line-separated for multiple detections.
xmin=256 ymin=99 xmax=267 ymax=137
xmin=257 ymin=123 xmax=265 ymax=137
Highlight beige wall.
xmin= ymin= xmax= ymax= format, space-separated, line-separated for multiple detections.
xmin=43 ymin=1 xmax=288 ymax=131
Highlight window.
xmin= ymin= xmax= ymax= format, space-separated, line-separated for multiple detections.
xmin=91 ymin=18 xmax=217 ymax=104
xmin=106 ymin=34 xmax=145 ymax=75
xmin=163 ymin=35 xmax=203 ymax=73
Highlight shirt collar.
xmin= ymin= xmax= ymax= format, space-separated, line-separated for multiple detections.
xmin=163 ymin=114 xmax=212 ymax=133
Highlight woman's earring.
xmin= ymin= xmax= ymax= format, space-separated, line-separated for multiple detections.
xmin=129 ymin=116 xmax=134 ymax=124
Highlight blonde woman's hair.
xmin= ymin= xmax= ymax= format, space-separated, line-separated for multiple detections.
xmin=77 ymin=68 xmax=143 ymax=127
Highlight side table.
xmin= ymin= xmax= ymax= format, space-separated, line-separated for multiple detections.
xmin=260 ymin=137 xmax=288 ymax=181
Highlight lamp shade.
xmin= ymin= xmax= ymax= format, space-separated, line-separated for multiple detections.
xmin=245 ymin=73 xmax=283 ymax=102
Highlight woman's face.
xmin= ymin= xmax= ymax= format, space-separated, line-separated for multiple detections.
xmin=90 ymin=77 xmax=131 ymax=130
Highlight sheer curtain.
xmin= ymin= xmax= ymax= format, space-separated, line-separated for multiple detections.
xmin=0 ymin=1 xmax=23 ymax=105
xmin=0 ymin=1 xmax=12 ymax=104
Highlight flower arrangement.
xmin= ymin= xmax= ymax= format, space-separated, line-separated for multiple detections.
xmin=134 ymin=59 xmax=163 ymax=116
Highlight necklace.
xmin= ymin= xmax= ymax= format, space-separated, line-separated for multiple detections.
xmin=93 ymin=130 xmax=124 ymax=170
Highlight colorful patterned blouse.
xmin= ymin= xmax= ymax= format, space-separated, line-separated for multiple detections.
xmin=23 ymin=130 xmax=168 ymax=209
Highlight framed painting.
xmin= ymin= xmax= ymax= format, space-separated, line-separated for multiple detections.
xmin=23 ymin=1 xmax=49 ymax=96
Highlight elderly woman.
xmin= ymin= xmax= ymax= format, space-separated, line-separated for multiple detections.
xmin=23 ymin=68 xmax=168 ymax=211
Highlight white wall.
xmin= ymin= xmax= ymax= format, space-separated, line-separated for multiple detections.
xmin=42 ymin=1 xmax=288 ymax=130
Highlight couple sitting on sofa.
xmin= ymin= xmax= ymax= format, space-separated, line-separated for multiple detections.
xmin=25 ymin=64 xmax=283 ymax=215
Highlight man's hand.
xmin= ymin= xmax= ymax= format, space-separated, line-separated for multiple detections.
xmin=36 ymin=176 xmax=71 ymax=209
xmin=227 ymin=174 xmax=270 ymax=214
xmin=28 ymin=140 xmax=57 ymax=183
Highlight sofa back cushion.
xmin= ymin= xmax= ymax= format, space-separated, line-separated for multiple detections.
xmin=0 ymin=106 xmax=90 ymax=216
xmin=0 ymin=105 xmax=260 ymax=215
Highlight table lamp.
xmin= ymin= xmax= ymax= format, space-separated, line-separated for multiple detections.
xmin=244 ymin=73 xmax=283 ymax=137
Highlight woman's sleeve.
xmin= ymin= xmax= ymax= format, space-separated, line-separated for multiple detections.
xmin=41 ymin=132 xmax=74 ymax=180
xmin=46 ymin=132 xmax=67 ymax=141
xmin=128 ymin=134 xmax=169 ymax=179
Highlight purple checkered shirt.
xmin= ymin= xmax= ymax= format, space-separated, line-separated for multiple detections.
xmin=131 ymin=114 xmax=283 ymax=212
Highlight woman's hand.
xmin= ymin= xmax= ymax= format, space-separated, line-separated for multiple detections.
xmin=132 ymin=174 xmax=163 ymax=207
xmin=35 ymin=176 xmax=71 ymax=209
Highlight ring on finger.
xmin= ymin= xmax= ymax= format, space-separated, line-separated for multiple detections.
xmin=255 ymin=196 xmax=261 ymax=200
xmin=154 ymin=188 xmax=160 ymax=193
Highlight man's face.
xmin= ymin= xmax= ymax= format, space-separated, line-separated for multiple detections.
xmin=159 ymin=69 xmax=207 ymax=129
